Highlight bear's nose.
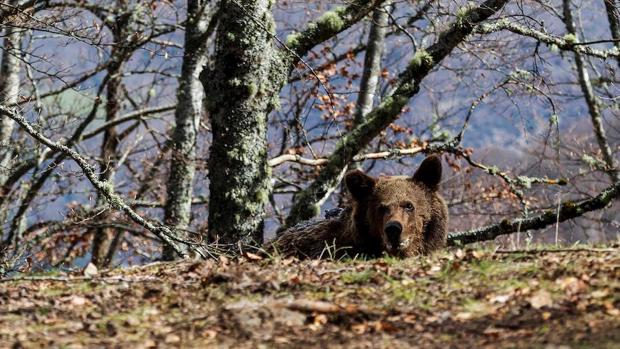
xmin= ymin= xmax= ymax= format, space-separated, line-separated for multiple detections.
xmin=384 ymin=221 xmax=402 ymax=248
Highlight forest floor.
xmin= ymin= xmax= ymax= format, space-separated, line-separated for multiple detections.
xmin=0 ymin=244 xmax=619 ymax=349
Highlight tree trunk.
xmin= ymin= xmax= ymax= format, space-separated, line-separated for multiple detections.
xmin=0 ymin=21 xmax=21 ymax=187
xmin=354 ymin=3 xmax=390 ymax=125
xmin=163 ymin=0 xmax=213 ymax=260
xmin=338 ymin=2 xmax=389 ymax=204
xmin=202 ymin=0 xmax=279 ymax=246
xmin=90 ymin=58 xmax=123 ymax=268
xmin=563 ymin=0 xmax=620 ymax=183
xmin=202 ymin=0 xmax=384 ymax=245
xmin=0 ymin=18 xmax=22 ymax=246
xmin=603 ymin=0 xmax=620 ymax=67
xmin=90 ymin=10 xmax=131 ymax=267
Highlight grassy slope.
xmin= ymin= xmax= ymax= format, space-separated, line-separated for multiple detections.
xmin=0 ymin=245 xmax=619 ymax=348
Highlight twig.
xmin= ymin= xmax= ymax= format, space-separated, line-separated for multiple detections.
xmin=278 ymin=299 xmax=379 ymax=316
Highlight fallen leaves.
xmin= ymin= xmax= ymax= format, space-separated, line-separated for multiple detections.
xmin=0 ymin=246 xmax=618 ymax=348
xmin=529 ymin=290 xmax=553 ymax=309
xmin=83 ymin=263 xmax=98 ymax=277
xmin=488 ymin=293 xmax=512 ymax=304
xmin=69 ymin=295 xmax=88 ymax=306
xmin=555 ymin=276 xmax=587 ymax=295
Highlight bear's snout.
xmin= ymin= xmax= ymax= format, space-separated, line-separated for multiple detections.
xmin=384 ymin=221 xmax=403 ymax=248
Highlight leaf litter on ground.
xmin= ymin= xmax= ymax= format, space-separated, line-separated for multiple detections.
xmin=0 ymin=244 xmax=619 ymax=348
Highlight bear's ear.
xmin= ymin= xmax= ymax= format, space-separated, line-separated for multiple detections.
xmin=412 ymin=155 xmax=442 ymax=190
xmin=345 ymin=169 xmax=376 ymax=201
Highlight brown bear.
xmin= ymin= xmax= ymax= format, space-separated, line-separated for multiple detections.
xmin=266 ymin=155 xmax=448 ymax=259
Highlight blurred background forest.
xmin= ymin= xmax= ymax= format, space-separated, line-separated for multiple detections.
xmin=0 ymin=0 xmax=618 ymax=272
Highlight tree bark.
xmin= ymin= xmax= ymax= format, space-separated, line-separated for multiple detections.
xmin=163 ymin=0 xmax=214 ymax=259
xmin=202 ymin=0 xmax=279 ymax=246
xmin=0 ymin=20 xmax=21 ymax=187
xmin=90 ymin=9 xmax=132 ymax=267
xmin=563 ymin=0 xmax=620 ymax=183
xmin=285 ymin=0 xmax=511 ymax=227
xmin=0 ymin=14 xmax=22 ymax=246
xmin=337 ymin=2 xmax=390 ymax=202
xmin=603 ymin=0 xmax=620 ymax=67
xmin=354 ymin=3 xmax=390 ymax=125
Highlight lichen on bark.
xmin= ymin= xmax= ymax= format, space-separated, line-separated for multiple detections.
xmin=163 ymin=0 xmax=214 ymax=260
xmin=202 ymin=0 xmax=279 ymax=245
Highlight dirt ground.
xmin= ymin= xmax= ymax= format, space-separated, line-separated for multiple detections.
xmin=0 ymin=244 xmax=619 ymax=348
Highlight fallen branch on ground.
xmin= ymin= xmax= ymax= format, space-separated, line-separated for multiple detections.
xmin=279 ymin=299 xmax=379 ymax=316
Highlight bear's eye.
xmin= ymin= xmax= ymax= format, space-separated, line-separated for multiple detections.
xmin=378 ymin=205 xmax=389 ymax=214
xmin=403 ymin=202 xmax=415 ymax=212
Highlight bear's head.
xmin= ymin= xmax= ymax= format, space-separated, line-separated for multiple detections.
xmin=345 ymin=155 xmax=443 ymax=257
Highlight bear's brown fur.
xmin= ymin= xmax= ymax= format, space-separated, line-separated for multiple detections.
xmin=267 ymin=155 xmax=448 ymax=259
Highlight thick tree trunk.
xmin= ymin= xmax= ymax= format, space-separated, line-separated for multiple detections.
xmin=202 ymin=0 xmax=279 ymax=246
xmin=201 ymin=0 xmax=384 ymax=246
xmin=563 ymin=0 xmax=619 ymax=183
xmin=163 ymin=0 xmax=213 ymax=260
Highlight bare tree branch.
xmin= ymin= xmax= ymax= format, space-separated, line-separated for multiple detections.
xmin=475 ymin=20 xmax=620 ymax=60
xmin=448 ymin=180 xmax=620 ymax=245
xmin=268 ymin=146 xmax=424 ymax=167
xmin=0 ymin=105 xmax=198 ymax=259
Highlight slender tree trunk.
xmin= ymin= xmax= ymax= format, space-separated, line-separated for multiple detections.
xmin=354 ymin=3 xmax=390 ymax=125
xmin=90 ymin=10 xmax=131 ymax=267
xmin=163 ymin=0 xmax=213 ymax=260
xmin=563 ymin=0 xmax=620 ymax=183
xmin=337 ymin=2 xmax=390 ymax=207
xmin=603 ymin=0 xmax=620 ymax=67
xmin=202 ymin=0 xmax=279 ymax=246
xmin=90 ymin=58 xmax=123 ymax=268
xmin=0 ymin=19 xmax=22 ymax=245
xmin=0 ymin=22 xmax=21 ymax=186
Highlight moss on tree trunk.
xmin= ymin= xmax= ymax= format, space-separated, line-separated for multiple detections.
xmin=163 ymin=0 xmax=213 ymax=260
xmin=202 ymin=0 xmax=280 ymax=245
